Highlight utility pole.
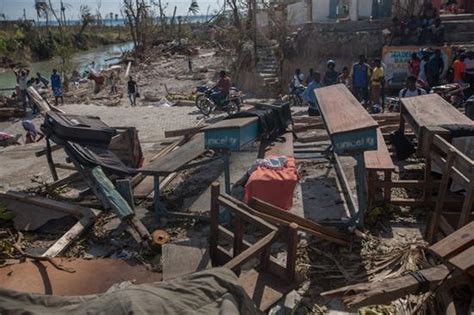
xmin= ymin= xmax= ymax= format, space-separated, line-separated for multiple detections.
xmin=253 ymin=0 xmax=257 ymax=67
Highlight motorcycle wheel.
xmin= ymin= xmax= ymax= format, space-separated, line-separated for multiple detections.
xmin=289 ymin=95 xmax=302 ymax=107
xmin=195 ymin=95 xmax=207 ymax=109
xmin=199 ymin=98 xmax=215 ymax=116
xmin=225 ymin=100 xmax=241 ymax=116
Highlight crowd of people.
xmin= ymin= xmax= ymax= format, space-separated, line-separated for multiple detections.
xmin=292 ymin=47 xmax=474 ymax=116
xmin=291 ymin=55 xmax=388 ymax=116
xmin=12 ymin=68 xmax=64 ymax=113
xmin=388 ymin=2 xmax=446 ymax=46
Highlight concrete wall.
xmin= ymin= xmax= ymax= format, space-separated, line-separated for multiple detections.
xmin=358 ymin=0 xmax=372 ymax=18
xmin=287 ymin=1 xmax=308 ymax=25
xmin=280 ymin=23 xmax=385 ymax=88
xmin=312 ymin=0 xmax=331 ymax=22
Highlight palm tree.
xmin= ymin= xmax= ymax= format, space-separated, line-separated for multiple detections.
xmin=186 ymin=0 xmax=199 ymax=20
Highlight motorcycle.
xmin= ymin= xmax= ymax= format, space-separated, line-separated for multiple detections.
xmin=287 ymin=85 xmax=305 ymax=107
xmin=430 ymin=82 xmax=470 ymax=108
xmin=195 ymin=85 xmax=242 ymax=116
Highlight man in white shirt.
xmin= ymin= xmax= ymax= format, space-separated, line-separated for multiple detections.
xmin=399 ymin=75 xmax=427 ymax=98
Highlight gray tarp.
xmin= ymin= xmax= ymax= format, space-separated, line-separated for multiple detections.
xmin=0 ymin=267 xmax=259 ymax=315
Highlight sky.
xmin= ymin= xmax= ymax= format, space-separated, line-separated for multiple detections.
xmin=0 ymin=0 xmax=222 ymax=20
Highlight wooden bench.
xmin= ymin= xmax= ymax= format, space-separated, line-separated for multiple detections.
xmin=365 ymin=129 xmax=396 ymax=208
xmin=315 ymin=84 xmax=379 ymax=226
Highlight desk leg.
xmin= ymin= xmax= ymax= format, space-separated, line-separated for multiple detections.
xmin=349 ymin=153 xmax=367 ymax=227
xmin=153 ymin=175 xmax=168 ymax=219
xmin=222 ymin=153 xmax=231 ymax=194
xmin=399 ymin=109 xmax=406 ymax=135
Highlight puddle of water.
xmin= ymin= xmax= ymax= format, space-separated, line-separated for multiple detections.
xmin=0 ymin=41 xmax=133 ymax=95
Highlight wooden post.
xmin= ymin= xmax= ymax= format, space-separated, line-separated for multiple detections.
xmin=424 ymin=155 xmax=433 ymax=204
xmin=286 ymin=223 xmax=298 ymax=283
xmin=383 ymin=170 xmax=391 ymax=202
xmin=116 ymin=179 xmax=134 ymax=209
xmin=367 ymin=171 xmax=375 ymax=209
xmin=210 ymin=182 xmax=220 ymax=264
xmin=458 ymin=178 xmax=474 ymax=229
xmin=426 ymin=149 xmax=456 ymax=242
xmin=46 ymin=138 xmax=59 ymax=181
xmin=399 ymin=108 xmax=406 ymax=135
xmin=233 ymin=214 xmax=243 ymax=275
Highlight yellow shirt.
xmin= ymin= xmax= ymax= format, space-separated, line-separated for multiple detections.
xmin=371 ymin=67 xmax=384 ymax=86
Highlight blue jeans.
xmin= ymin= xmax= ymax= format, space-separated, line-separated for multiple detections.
xmin=210 ymin=91 xmax=228 ymax=106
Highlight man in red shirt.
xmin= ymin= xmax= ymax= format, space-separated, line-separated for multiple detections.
xmin=453 ymin=53 xmax=466 ymax=83
xmin=211 ymin=70 xmax=231 ymax=106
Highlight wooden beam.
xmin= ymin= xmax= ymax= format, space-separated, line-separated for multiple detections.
xmin=321 ymin=265 xmax=463 ymax=309
xmin=249 ymin=198 xmax=349 ymax=245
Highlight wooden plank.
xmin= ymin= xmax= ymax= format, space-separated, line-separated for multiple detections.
xmin=0 ymin=192 xmax=94 ymax=217
xmin=364 ymin=129 xmax=395 ymax=171
xmin=162 ymin=238 xmax=210 ymax=281
xmin=224 ymin=230 xmax=277 ymax=272
xmin=430 ymin=221 xmax=474 ymax=259
xmin=249 ymin=197 xmax=349 ymax=245
xmin=400 ymin=94 xmax=473 ymax=133
xmin=458 ymin=179 xmax=474 ymax=229
xmin=426 ymin=149 xmax=456 ymax=242
xmin=202 ymin=117 xmax=258 ymax=131
xmin=315 ymin=84 xmax=378 ymax=135
xmin=321 ymin=265 xmax=462 ymax=309
xmin=449 ymin=246 xmax=474 ymax=275
xmin=41 ymin=210 xmax=101 ymax=257
xmin=164 ymin=125 xmax=207 ymax=138
xmin=139 ymin=134 xmax=206 ymax=176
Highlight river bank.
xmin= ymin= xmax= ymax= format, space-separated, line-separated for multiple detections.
xmin=0 ymin=41 xmax=134 ymax=95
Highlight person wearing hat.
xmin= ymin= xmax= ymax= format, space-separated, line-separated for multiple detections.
xmin=322 ymin=60 xmax=339 ymax=86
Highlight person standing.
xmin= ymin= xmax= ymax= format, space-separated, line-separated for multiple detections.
xmin=352 ymin=55 xmax=371 ymax=105
xmin=408 ymin=53 xmax=421 ymax=78
xmin=370 ymin=58 xmax=384 ymax=106
xmin=303 ymin=72 xmax=322 ymax=116
xmin=464 ymin=51 xmax=474 ymax=98
xmin=426 ymin=49 xmax=444 ymax=87
xmin=109 ymin=72 xmax=118 ymax=95
xmin=418 ymin=53 xmax=430 ymax=89
xmin=14 ymin=69 xmax=30 ymax=110
xmin=127 ymin=76 xmax=138 ymax=106
xmin=50 ymin=69 xmax=64 ymax=106
xmin=338 ymin=66 xmax=352 ymax=91
xmin=453 ymin=53 xmax=466 ymax=83
xmin=323 ymin=60 xmax=339 ymax=86
xmin=306 ymin=68 xmax=315 ymax=85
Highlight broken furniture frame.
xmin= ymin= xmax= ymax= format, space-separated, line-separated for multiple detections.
xmin=209 ymin=182 xmax=301 ymax=311
xmin=366 ymin=126 xmax=474 ymax=241
xmin=322 ymin=222 xmax=474 ymax=310
xmin=138 ymin=133 xmax=217 ymax=219
xmin=0 ymin=192 xmax=101 ymax=257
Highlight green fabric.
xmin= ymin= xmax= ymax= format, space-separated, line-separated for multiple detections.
xmin=0 ymin=267 xmax=259 ymax=315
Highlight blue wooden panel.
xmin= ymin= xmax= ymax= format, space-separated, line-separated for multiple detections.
xmin=204 ymin=120 xmax=258 ymax=151
xmin=331 ymin=128 xmax=378 ymax=155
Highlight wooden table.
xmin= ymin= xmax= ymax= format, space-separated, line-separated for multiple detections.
xmin=315 ymin=84 xmax=378 ymax=227
xmin=399 ymin=94 xmax=474 ymax=155
xmin=139 ymin=134 xmax=213 ymax=217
